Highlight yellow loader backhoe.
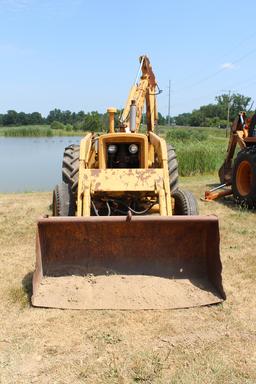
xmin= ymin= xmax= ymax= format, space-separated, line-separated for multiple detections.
xmin=32 ymin=56 xmax=225 ymax=309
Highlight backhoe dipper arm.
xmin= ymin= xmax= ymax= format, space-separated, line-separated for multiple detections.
xmin=120 ymin=56 xmax=158 ymax=133
xmin=218 ymin=113 xmax=246 ymax=184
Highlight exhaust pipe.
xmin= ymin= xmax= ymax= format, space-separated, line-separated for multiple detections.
xmin=130 ymin=100 xmax=136 ymax=132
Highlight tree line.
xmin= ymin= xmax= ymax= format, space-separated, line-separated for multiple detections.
xmin=0 ymin=93 xmax=252 ymax=130
xmin=0 ymin=108 xmax=167 ymax=131
xmin=173 ymin=93 xmax=252 ymax=127
xmin=0 ymin=109 xmax=105 ymax=131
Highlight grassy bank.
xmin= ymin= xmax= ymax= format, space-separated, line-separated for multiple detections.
xmin=0 ymin=125 xmax=85 ymax=137
xmin=165 ymin=126 xmax=227 ymax=176
xmin=0 ymin=176 xmax=255 ymax=383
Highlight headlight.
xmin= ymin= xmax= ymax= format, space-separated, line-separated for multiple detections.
xmin=108 ymin=144 xmax=118 ymax=154
xmin=129 ymin=144 xmax=138 ymax=154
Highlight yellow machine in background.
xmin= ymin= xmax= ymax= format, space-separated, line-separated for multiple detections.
xmin=32 ymin=56 xmax=225 ymax=310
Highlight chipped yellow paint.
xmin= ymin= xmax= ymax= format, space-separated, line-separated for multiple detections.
xmin=85 ymin=168 xmax=164 ymax=192
xmin=77 ymin=133 xmax=92 ymax=216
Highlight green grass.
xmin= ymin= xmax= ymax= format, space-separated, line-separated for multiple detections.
xmin=165 ymin=126 xmax=228 ymax=176
xmin=166 ymin=127 xmax=209 ymax=142
xmin=174 ymin=141 xmax=226 ymax=176
xmin=0 ymin=125 xmax=85 ymax=137
xmin=2 ymin=125 xmax=54 ymax=137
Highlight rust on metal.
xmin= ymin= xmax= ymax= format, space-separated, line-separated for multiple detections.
xmin=87 ymin=168 xmax=164 ymax=192
xmin=203 ymin=187 xmax=233 ymax=202
xmin=32 ymin=215 xmax=225 ymax=310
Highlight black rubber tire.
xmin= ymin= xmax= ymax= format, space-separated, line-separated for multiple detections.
xmin=172 ymin=189 xmax=199 ymax=215
xmin=232 ymin=146 xmax=256 ymax=208
xmin=62 ymin=144 xmax=80 ymax=193
xmin=52 ymin=183 xmax=76 ymax=216
xmin=167 ymin=144 xmax=179 ymax=193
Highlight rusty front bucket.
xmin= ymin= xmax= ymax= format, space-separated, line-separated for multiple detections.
xmin=32 ymin=215 xmax=226 ymax=309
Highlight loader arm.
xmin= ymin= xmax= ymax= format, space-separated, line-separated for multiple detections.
xmin=120 ymin=55 xmax=158 ymax=132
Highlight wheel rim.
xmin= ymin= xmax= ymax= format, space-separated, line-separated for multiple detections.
xmin=236 ymin=160 xmax=253 ymax=196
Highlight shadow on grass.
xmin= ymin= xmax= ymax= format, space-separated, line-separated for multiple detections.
xmin=204 ymin=191 xmax=255 ymax=213
xmin=22 ymin=271 xmax=33 ymax=305
xmin=7 ymin=272 xmax=33 ymax=309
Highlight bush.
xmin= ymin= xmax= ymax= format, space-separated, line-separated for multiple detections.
xmin=51 ymin=121 xmax=65 ymax=130
xmin=65 ymin=124 xmax=73 ymax=131
xmin=205 ymin=117 xmax=228 ymax=128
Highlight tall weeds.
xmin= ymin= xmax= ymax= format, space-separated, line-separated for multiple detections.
xmin=166 ymin=128 xmax=227 ymax=176
xmin=3 ymin=126 xmax=53 ymax=137
xmin=1 ymin=125 xmax=85 ymax=137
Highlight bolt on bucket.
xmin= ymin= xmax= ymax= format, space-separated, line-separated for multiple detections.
xmin=32 ymin=215 xmax=226 ymax=310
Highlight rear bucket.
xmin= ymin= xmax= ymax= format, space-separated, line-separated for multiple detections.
xmin=32 ymin=215 xmax=226 ymax=309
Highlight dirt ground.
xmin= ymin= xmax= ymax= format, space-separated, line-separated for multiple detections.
xmin=0 ymin=175 xmax=256 ymax=383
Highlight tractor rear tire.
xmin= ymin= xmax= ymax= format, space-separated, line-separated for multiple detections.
xmin=62 ymin=144 xmax=80 ymax=193
xmin=232 ymin=147 xmax=256 ymax=208
xmin=52 ymin=183 xmax=76 ymax=216
xmin=167 ymin=144 xmax=179 ymax=193
xmin=172 ymin=189 xmax=199 ymax=215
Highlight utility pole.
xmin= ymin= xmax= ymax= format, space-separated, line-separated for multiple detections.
xmin=227 ymin=90 xmax=231 ymax=130
xmin=220 ymin=89 xmax=234 ymax=137
xmin=167 ymin=80 xmax=171 ymax=126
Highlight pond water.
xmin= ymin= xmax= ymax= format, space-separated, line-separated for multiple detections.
xmin=0 ymin=136 xmax=82 ymax=193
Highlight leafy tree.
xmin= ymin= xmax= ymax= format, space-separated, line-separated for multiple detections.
xmin=158 ymin=112 xmax=166 ymax=125
xmin=47 ymin=109 xmax=63 ymax=123
xmin=189 ymin=110 xmax=204 ymax=126
xmin=77 ymin=111 xmax=85 ymax=121
xmin=62 ymin=110 xmax=72 ymax=124
xmin=174 ymin=92 xmax=252 ymax=127
xmin=175 ymin=113 xmax=191 ymax=126
xmin=30 ymin=112 xmax=43 ymax=124
xmin=2 ymin=110 xmax=18 ymax=125
xmin=215 ymin=93 xmax=251 ymax=121
xmin=17 ymin=112 xmax=28 ymax=125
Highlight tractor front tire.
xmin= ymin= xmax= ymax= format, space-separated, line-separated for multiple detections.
xmin=62 ymin=144 xmax=80 ymax=193
xmin=172 ymin=189 xmax=199 ymax=215
xmin=52 ymin=183 xmax=76 ymax=216
xmin=232 ymin=147 xmax=256 ymax=208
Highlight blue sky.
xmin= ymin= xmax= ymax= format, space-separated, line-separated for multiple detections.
xmin=1 ymin=0 xmax=256 ymax=117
